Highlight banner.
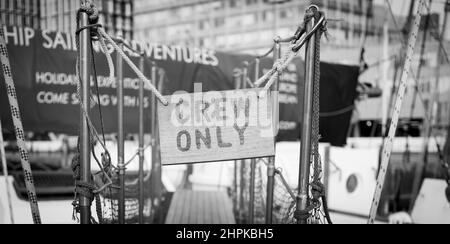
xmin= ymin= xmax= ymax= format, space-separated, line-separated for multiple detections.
xmin=0 ymin=26 xmax=358 ymax=145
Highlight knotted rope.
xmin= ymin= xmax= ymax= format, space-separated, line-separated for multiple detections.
xmin=71 ymin=153 xmax=103 ymax=224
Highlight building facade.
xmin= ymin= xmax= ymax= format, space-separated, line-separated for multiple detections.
xmin=133 ymin=0 xmax=380 ymax=55
xmin=39 ymin=0 xmax=133 ymax=40
xmin=0 ymin=0 xmax=41 ymax=29
xmin=1 ymin=0 xmax=133 ymax=40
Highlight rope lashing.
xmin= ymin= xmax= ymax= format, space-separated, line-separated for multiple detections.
xmin=0 ymin=28 xmax=42 ymax=224
xmin=311 ymin=182 xmax=325 ymax=199
xmin=97 ymin=28 xmax=168 ymax=106
xmin=80 ymin=0 xmax=99 ymax=25
xmin=71 ymin=153 xmax=103 ymax=224
xmin=293 ymin=204 xmax=315 ymax=222
xmin=310 ymin=8 xmax=333 ymax=224
xmin=255 ymin=12 xmax=326 ymax=97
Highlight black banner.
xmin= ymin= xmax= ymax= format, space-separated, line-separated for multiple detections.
xmin=0 ymin=26 xmax=359 ymax=145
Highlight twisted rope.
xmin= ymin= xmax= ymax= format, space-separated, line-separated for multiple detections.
xmin=0 ymin=28 xmax=41 ymax=224
xmin=255 ymin=12 xmax=326 ymax=98
xmin=97 ymin=28 xmax=168 ymax=105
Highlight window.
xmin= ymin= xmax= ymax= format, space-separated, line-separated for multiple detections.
xmin=230 ymin=0 xmax=237 ymax=8
xmin=280 ymin=10 xmax=287 ymax=19
xmin=215 ymin=17 xmax=225 ymax=27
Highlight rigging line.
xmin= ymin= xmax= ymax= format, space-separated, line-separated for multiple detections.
xmin=368 ymin=0 xmax=425 ymax=224
xmin=97 ymin=28 xmax=168 ymax=105
xmin=406 ymin=0 xmax=433 ymax=160
xmin=409 ymin=6 xmax=432 ymax=122
xmin=0 ymin=27 xmax=41 ymax=224
xmin=388 ymin=0 xmax=450 ymax=66
xmin=89 ymin=39 xmax=106 ymax=145
xmin=385 ymin=0 xmax=448 ymax=165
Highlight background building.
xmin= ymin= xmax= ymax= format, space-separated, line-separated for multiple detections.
xmin=39 ymin=0 xmax=134 ymax=40
xmin=1 ymin=0 xmax=134 ymax=40
xmin=133 ymin=0 xmax=382 ymax=55
xmin=0 ymin=0 xmax=41 ymax=29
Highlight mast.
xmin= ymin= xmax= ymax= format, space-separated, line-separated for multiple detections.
xmin=78 ymin=2 xmax=92 ymax=224
xmin=297 ymin=5 xmax=317 ymax=225
xmin=117 ymin=41 xmax=125 ymax=224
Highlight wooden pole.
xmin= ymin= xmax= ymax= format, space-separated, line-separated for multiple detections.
xmin=78 ymin=7 xmax=92 ymax=225
xmin=117 ymin=42 xmax=125 ymax=224
xmin=138 ymin=56 xmax=145 ymax=224
xmin=297 ymin=6 xmax=317 ymax=224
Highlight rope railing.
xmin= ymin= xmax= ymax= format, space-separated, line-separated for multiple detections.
xmin=229 ymin=7 xmax=331 ymax=224
xmin=72 ymin=1 xmax=163 ymax=224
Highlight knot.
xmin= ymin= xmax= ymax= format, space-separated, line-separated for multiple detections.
xmin=273 ymin=59 xmax=284 ymax=75
xmin=294 ymin=205 xmax=314 ymax=222
xmin=71 ymin=153 xmax=81 ymax=180
xmin=311 ymin=181 xmax=325 ymax=201
xmin=233 ymin=68 xmax=242 ymax=78
xmin=75 ymin=180 xmax=97 ymax=201
xmin=294 ymin=209 xmax=310 ymax=222
xmin=80 ymin=1 xmax=99 ymax=25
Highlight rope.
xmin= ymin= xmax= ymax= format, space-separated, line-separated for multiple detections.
xmin=0 ymin=28 xmax=41 ymax=224
xmin=97 ymin=28 xmax=168 ymax=105
xmin=98 ymin=36 xmax=115 ymax=97
xmin=71 ymin=152 xmax=104 ymax=224
xmin=90 ymin=40 xmax=106 ymax=145
xmin=0 ymin=119 xmax=14 ymax=224
xmin=254 ymin=13 xmax=326 ymax=95
xmin=310 ymin=9 xmax=332 ymax=224
xmin=320 ymin=104 xmax=355 ymax=118
xmin=368 ymin=0 xmax=425 ymax=224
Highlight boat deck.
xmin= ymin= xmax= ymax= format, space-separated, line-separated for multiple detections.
xmin=165 ymin=190 xmax=235 ymax=224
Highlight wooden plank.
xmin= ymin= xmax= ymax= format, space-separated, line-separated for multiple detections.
xmin=210 ymin=194 xmax=220 ymax=224
xmin=180 ymin=190 xmax=191 ymax=224
xmin=158 ymin=89 xmax=275 ymax=165
xmin=204 ymin=191 xmax=214 ymax=224
xmin=211 ymin=191 xmax=223 ymax=224
xmin=166 ymin=190 xmax=236 ymax=224
xmin=198 ymin=192 xmax=207 ymax=224
xmin=188 ymin=191 xmax=198 ymax=224
xmin=174 ymin=190 xmax=186 ymax=224
xmin=166 ymin=190 xmax=184 ymax=224
xmin=164 ymin=190 xmax=179 ymax=224
xmin=220 ymin=191 xmax=236 ymax=224
xmin=216 ymin=191 xmax=229 ymax=224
